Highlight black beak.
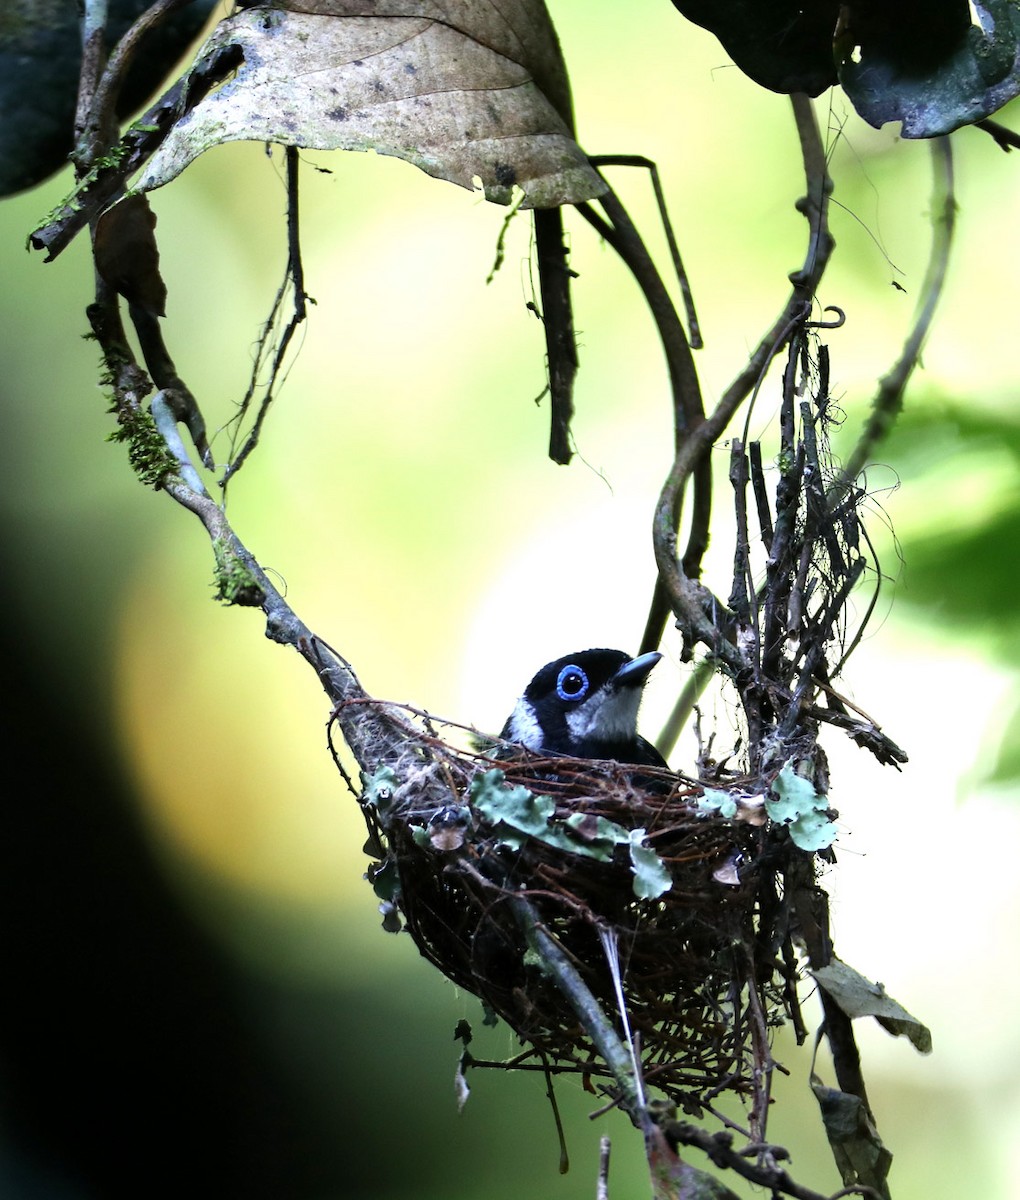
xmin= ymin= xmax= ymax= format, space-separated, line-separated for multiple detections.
xmin=611 ymin=651 xmax=662 ymax=690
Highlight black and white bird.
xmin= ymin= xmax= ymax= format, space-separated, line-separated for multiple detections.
xmin=500 ymin=648 xmax=668 ymax=767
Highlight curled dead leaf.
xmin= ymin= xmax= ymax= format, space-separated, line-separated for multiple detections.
xmin=93 ymin=194 xmax=167 ymax=317
xmin=810 ymin=1072 xmax=892 ymax=1195
xmin=712 ymin=854 xmax=742 ymax=887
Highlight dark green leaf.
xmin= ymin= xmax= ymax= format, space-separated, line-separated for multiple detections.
xmin=838 ymin=1 xmax=1020 ymax=136
xmin=0 ymin=0 xmax=217 ymax=196
xmin=668 ymin=0 xmax=839 ymax=96
xmin=366 ymin=855 xmax=399 ymax=901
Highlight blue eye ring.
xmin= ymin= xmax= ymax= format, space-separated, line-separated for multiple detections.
xmin=556 ymin=664 xmax=589 ymax=702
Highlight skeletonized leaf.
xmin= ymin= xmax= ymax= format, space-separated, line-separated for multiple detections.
xmin=135 ymin=2 xmax=606 ymax=208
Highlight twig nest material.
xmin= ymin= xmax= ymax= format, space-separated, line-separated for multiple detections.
xmin=345 ymin=708 xmax=809 ymax=1111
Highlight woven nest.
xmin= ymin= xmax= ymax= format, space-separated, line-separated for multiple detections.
xmin=343 ymin=707 xmax=809 ymax=1115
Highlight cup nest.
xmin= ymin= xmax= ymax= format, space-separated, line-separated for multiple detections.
xmin=346 ymin=708 xmax=806 ymax=1114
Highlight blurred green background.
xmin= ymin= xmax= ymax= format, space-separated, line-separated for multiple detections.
xmin=2 ymin=2 xmax=1019 ymax=1197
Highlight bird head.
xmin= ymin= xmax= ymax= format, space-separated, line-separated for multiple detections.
xmin=500 ymin=648 xmax=665 ymax=766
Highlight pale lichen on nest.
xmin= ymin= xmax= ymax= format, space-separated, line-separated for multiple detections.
xmin=329 ymin=699 xmax=816 ymax=1112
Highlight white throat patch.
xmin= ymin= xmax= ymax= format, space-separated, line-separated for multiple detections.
xmin=565 ymin=687 xmax=643 ymax=744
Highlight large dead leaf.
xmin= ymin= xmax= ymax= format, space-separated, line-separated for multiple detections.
xmin=134 ymin=1 xmax=606 ymax=208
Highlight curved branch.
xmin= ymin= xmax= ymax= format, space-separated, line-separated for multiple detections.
xmin=510 ymin=898 xmax=644 ymax=1124
xmin=587 ymin=154 xmax=703 ymax=348
xmin=576 ymin=186 xmax=704 ymax=434
xmin=159 ymin=470 xmax=424 ymax=772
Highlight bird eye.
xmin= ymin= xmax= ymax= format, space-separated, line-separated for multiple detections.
xmin=556 ymin=665 xmax=589 ymax=702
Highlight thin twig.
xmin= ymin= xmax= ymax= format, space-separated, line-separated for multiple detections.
xmin=74 ymin=0 xmax=110 ymax=156
xmin=131 ymin=304 xmax=212 ymax=465
xmin=743 ymin=953 xmax=777 ymax=1147
xmin=660 ymin=1120 xmax=874 ymax=1200
xmin=575 ymin=183 xmax=711 ymax=655
xmin=975 ymin=117 xmax=1020 ymax=151
xmin=541 ymin=1058 xmax=570 ymax=1175
xmin=653 ymin=659 xmax=712 ymax=762
xmin=534 ymin=205 xmax=578 ymax=464
xmin=596 ymin=1135 xmax=611 ymax=1200
xmin=760 ymin=343 xmax=805 ymax=685
xmin=727 ymin=439 xmax=753 ymax=622
xmin=224 ymin=146 xmax=311 ymax=483
xmin=748 ymin=442 xmax=774 ymax=551
xmin=778 ymin=557 xmax=865 ymax=741
xmin=833 ymin=137 xmax=955 ymax=494
xmin=578 ymin=187 xmax=703 ymax=436
xmin=32 ymin=41 xmax=244 ymax=260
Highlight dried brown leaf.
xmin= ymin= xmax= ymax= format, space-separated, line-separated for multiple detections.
xmin=268 ymin=0 xmax=576 ymax=129
xmin=93 ymin=194 xmax=167 ymax=316
xmin=135 ymin=2 xmax=605 ymax=208
xmin=810 ymin=1074 xmax=892 ymax=1198
xmin=811 ymin=960 xmax=933 ymax=1054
